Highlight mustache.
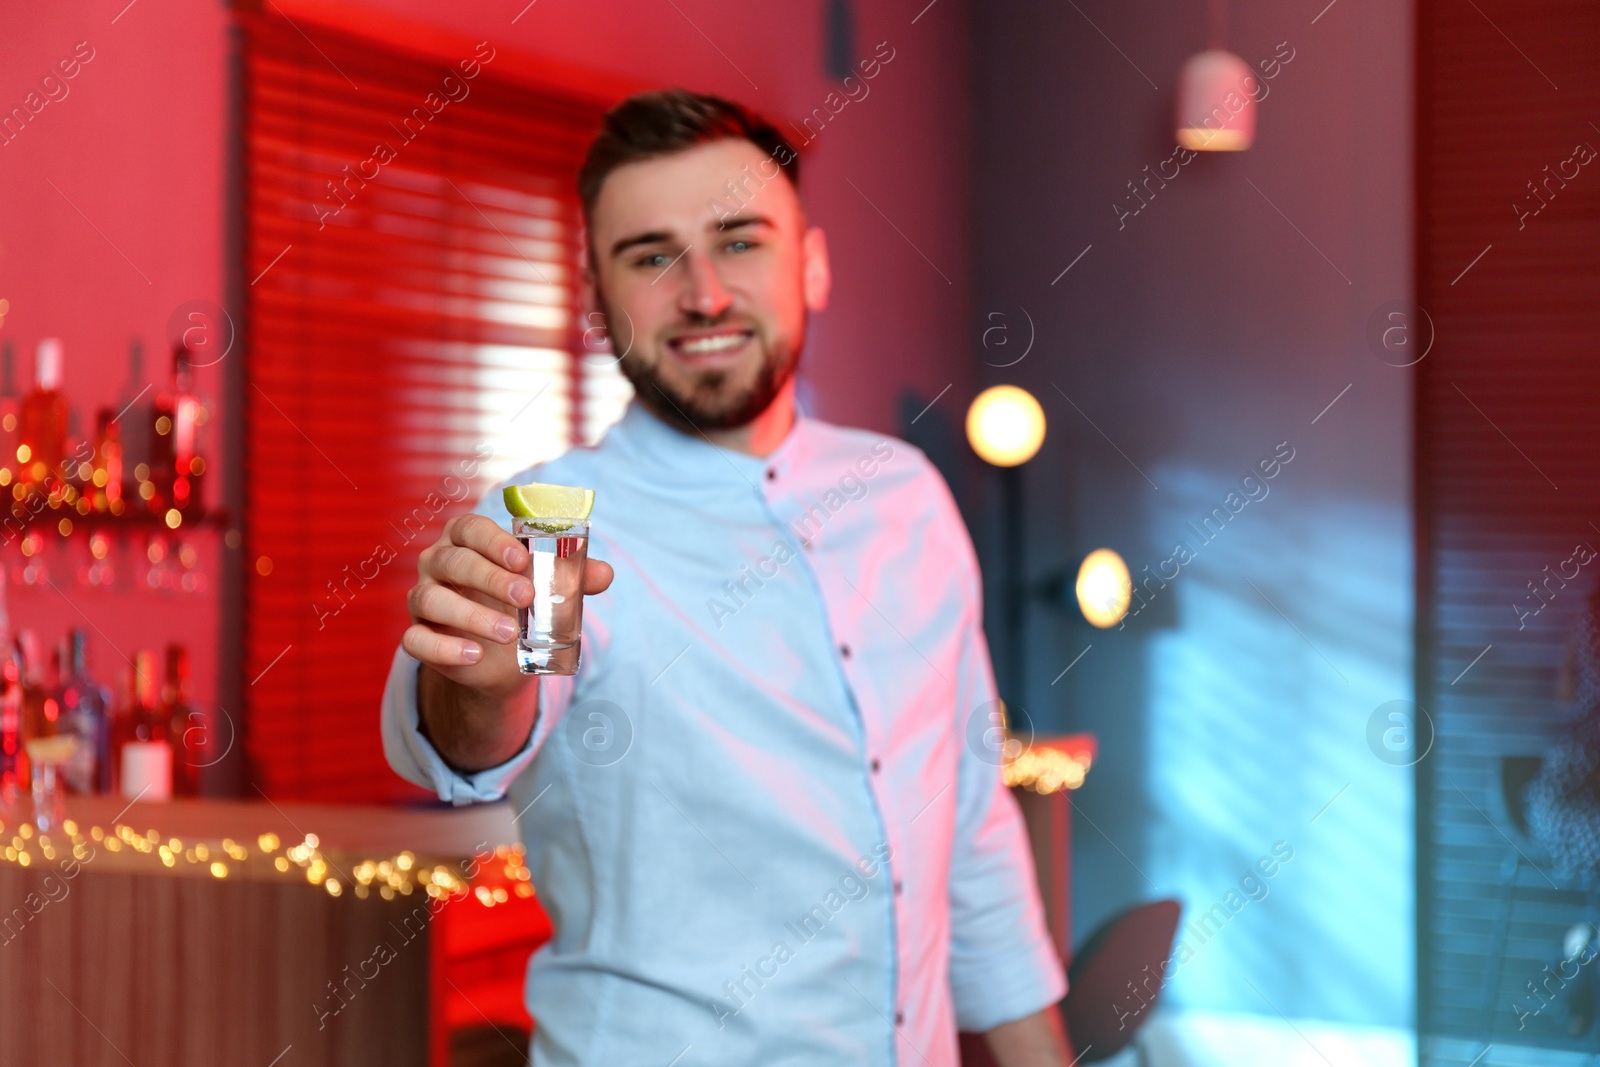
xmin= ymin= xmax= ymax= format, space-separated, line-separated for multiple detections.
xmin=664 ymin=320 xmax=761 ymax=343
xmin=663 ymin=302 xmax=759 ymax=326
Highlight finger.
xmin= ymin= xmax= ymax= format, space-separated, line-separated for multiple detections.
xmin=450 ymin=512 xmax=530 ymax=572
xmin=402 ymin=622 xmax=483 ymax=667
xmin=408 ymin=581 xmax=519 ymax=644
xmin=421 ymin=542 xmax=532 ymax=607
xmin=583 ymin=557 xmax=615 ymax=596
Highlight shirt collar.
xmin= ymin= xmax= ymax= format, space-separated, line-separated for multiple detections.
xmin=609 ymin=397 xmax=813 ymax=488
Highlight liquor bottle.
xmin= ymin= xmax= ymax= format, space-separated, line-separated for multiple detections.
xmin=15 ymin=629 xmax=56 ymax=782
xmin=0 ymin=568 xmax=20 ymax=806
xmin=0 ymin=339 xmax=18 ymax=487
xmin=118 ymin=338 xmax=153 ymax=510
xmin=64 ymin=409 xmax=87 ymax=487
xmin=57 ymin=628 xmax=111 ymax=795
xmin=91 ymin=408 xmax=124 ymax=513
xmin=150 ymin=344 xmax=203 ymax=513
xmin=162 ymin=643 xmax=205 ymax=796
xmin=113 ymin=650 xmax=170 ymax=800
xmin=17 ymin=338 xmax=68 ymax=489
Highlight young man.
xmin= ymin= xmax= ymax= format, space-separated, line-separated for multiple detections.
xmin=382 ymin=89 xmax=1071 ymax=1066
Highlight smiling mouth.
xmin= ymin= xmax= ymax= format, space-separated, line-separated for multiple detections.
xmin=666 ymin=328 xmax=756 ymax=362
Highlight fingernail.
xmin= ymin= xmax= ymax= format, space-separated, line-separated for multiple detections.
xmin=504 ymin=545 xmax=524 ymax=569
xmin=461 ymin=644 xmax=482 ymax=663
xmin=494 ymin=618 xmax=517 ymax=642
xmin=509 ymin=580 xmax=533 ymax=604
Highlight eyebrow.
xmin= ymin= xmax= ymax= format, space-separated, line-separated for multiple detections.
xmin=609 ymin=230 xmax=675 ymax=260
xmin=713 ymin=214 xmax=775 ymax=233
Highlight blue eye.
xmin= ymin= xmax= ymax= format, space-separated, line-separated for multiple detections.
xmin=726 ymin=240 xmax=756 ymax=253
xmin=636 ymin=252 xmax=671 ymax=268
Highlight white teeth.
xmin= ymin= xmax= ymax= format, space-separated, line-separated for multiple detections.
xmin=677 ymin=332 xmax=748 ymax=354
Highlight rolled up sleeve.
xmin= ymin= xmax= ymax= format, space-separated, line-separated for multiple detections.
xmin=947 ymin=741 xmax=1068 ymax=1030
xmin=379 ymin=645 xmax=553 ymax=805
xmin=944 ymin=509 xmax=1067 ymax=1030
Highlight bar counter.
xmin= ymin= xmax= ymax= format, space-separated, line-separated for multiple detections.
xmin=0 ymin=794 xmax=542 ymax=1067
xmin=0 ymin=735 xmax=1092 ymax=1067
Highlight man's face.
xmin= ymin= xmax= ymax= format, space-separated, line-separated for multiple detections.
xmin=582 ymin=138 xmax=830 ymax=431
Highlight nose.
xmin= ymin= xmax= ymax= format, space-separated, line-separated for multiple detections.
xmin=677 ymin=247 xmax=733 ymax=319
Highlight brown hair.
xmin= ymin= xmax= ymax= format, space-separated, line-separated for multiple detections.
xmin=576 ymin=88 xmax=801 ymax=225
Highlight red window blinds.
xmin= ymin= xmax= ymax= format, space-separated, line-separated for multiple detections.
xmin=239 ymin=13 xmax=625 ymax=801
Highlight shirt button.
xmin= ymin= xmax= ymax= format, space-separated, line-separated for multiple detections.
xmin=870 ymin=758 xmax=881 ymax=773
xmin=895 ymin=1012 xmax=905 ymax=1026
xmin=765 ymin=467 xmax=776 ymax=481
xmin=840 ymin=643 xmax=851 ymax=659
xmin=894 ymin=880 xmax=903 ymax=895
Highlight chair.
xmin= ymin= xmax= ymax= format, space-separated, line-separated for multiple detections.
xmin=957 ymin=898 xmax=1182 ymax=1067
xmin=1063 ymin=899 xmax=1183 ymax=1063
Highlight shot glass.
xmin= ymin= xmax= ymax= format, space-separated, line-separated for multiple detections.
xmin=513 ymin=517 xmax=589 ymax=675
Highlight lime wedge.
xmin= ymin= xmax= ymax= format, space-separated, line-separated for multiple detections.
xmin=503 ymin=482 xmax=595 ymax=522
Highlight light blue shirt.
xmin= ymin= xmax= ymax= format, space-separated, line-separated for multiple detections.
xmin=382 ymin=399 xmax=1066 ymax=1066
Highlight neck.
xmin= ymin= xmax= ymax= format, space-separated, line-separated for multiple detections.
xmin=663 ymin=376 xmax=797 ymax=459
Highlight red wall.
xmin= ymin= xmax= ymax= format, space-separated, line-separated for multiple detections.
xmin=0 ymin=0 xmax=976 ymax=785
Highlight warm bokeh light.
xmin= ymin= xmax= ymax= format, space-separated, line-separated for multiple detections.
xmin=966 ymin=385 xmax=1046 ymax=467
xmin=1178 ymin=127 xmax=1251 ymax=151
xmin=1075 ymin=548 xmax=1133 ymax=628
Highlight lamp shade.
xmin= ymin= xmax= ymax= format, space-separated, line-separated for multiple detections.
xmin=966 ymin=385 xmax=1046 ymax=467
xmin=1175 ymin=49 xmax=1256 ymax=151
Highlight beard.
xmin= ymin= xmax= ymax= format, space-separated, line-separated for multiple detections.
xmin=595 ymin=292 xmax=803 ymax=433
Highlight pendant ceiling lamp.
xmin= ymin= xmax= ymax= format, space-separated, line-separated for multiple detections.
xmin=1175 ymin=0 xmax=1255 ymax=151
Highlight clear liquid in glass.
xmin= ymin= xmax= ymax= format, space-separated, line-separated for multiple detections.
xmin=514 ymin=518 xmax=589 ymax=675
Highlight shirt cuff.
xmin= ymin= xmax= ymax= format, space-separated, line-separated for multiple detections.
xmin=379 ymin=646 xmax=538 ymax=805
xmin=950 ymin=934 xmax=1068 ymax=1033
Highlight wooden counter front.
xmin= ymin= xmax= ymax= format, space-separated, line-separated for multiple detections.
xmin=0 ymin=795 xmax=537 ymax=1067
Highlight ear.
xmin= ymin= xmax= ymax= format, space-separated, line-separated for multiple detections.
xmin=802 ymin=225 xmax=831 ymax=312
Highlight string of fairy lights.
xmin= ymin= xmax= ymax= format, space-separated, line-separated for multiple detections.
xmin=0 ymin=816 xmax=535 ymax=909
xmin=0 ymin=745 xmax=1087 ymax=904
xmin=1002 ymin=744 xmax=1094 ymax=796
